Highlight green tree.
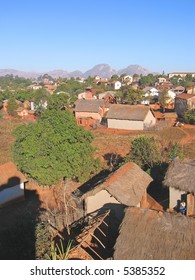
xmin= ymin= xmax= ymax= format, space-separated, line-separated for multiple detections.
xmin=159 ymin=90 xmax=170 ymax=113
xmin=122 ymin=87 xmax=143 ymax=104
xmin=7 ymin=96 xmax=18 ymax=116
xmin=183 ymin=109 xmax=195 ymax=124
xmin=126 ymin=135 xmax=161 ymax=170
xmin=13 ymin=110 xmax=100 ymax=185
xmin=47 ymin=93 xmax=69 ymax=110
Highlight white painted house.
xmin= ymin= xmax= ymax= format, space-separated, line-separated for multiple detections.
xmin=110 ymin=81 xmax=122 ymax=90
xmin=141 ymin=87 xmax=159 ymax=105
xmin=106 ymin=104 xmax=156 ymax=130
xmin=0 ymin=162 xmax=27 ymax=207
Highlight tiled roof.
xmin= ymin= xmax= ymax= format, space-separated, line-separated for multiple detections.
xmin=0 ymin=162 xmax=27 ymax=188
xmin=175 ymin=93 xmax=195 ymax=99
xmin=106 ymin=104 xmax=151 ymax=121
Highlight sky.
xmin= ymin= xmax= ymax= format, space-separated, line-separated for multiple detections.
xmin=0 ymin=0 xmax=195 ymax=74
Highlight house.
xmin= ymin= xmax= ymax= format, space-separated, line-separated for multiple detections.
xmin=168 ymin=72 xmax=195 ymax=78
xmin=78 ymin=87 xmax=97 ymax=100
xmin=0 ymin=162 xmax=27 ymax=207
xmin=72 ymin=162 xmax=162 ymax=222
xmin=106 ymin=104 xmax=156 ymax=130
xmin=158 ymin=77 xmax=167 ymax=84
xmin=141 ymin=87 xmax=159 ymax=104
xmin=2 ymin=99 xmax=21 ymax=112
xmin=186 ymin=85 xmax=195 ymax=95
xmin=27 ymin=84 xmax=42 ymax=90
xmin=163 ymin=158 xmax=195 ymax=216
xmin=174 ymin=93 xmax=195 ymax=118
xmin=121 ymin=75 xmax=133 ymax=85
xmin=109 ymin=81 xmax=121 ymax=90
xmin=16 ymin=107 xmax=35 ymax=120
xmin=74 ymin=99 xmax=105 ymax=126
xmin=114 ymin=207 xmax=195 ymax=260
xmin=173 ymin=86 xmax=185 ymax=94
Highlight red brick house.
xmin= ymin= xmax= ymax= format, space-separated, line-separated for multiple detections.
xmin=74 ymin=99 xmax=106 ymax=127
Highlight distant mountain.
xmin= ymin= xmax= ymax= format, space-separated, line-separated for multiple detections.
xmin=0 ymin=69 xmax=42 ymax=79
xmin=47 ymin=69 xmax=69 ymax=78
xmin=0 ymin=64 xmax=151 ymax=79
xmin=117 ymin=64 xmax=150 ymax=76
xmin=83 ymin=64 xmax=117 ymax=79
xmin=69 ymin=70 xmax=83 ymax=78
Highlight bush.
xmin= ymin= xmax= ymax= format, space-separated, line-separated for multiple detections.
xmin=183 ymin=109 xmax=195 ymax=124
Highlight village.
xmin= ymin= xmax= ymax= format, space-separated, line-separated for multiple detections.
xmin=1 ymin=71 xmax=195 ymax=260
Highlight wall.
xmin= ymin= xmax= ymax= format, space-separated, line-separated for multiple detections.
xmin=75 ymin=111 xmax=101 ymax=120
xmin=143 ymin=110 xmax=156 ymax=128
xmin=169 ymin=187 xmax=185 ymax=210
xmin=0 ymin=183 xmax=24 ymax=207
xmin=107 ymin=119 xmax=143 ymax=130
xmin=85 ymin=189 xmax=125 ymax=221
xmin=174 ymin=98 xmax=187 ymax=117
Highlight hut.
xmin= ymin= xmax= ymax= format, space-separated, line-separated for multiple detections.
xmin=114 ymin=207 xmax=195 ymax=260
xmin=163 ymin=158 xmax=195 ymax=216
xmin=72 ymin=162 xmax=162 ymax=222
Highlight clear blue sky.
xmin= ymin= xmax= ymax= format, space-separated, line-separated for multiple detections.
xmin=0 ymin=0 xmax=195 ymax=74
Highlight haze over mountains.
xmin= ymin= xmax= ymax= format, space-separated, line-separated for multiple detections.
xmin=0 ymin=64 xmax=151 ymax=79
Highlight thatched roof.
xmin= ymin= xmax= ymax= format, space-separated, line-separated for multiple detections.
xmin=114 ymin=207 xmax=195 ymax=260
xmin=74 ymin=99 xmax=105 ymax=113
xmin=106 ymin=104 xmax=152 ymax=121
xmin=163 ymin=158 xmax=195 ymax=193
xmin=72 ymin=162 xmax=152 ymax=206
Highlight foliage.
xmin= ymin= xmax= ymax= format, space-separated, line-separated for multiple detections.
xmin=126 ymin=135 xmax=161 ymax=170
xmin=121 ymin=86 xmax=143 ymax=104
xmin=167 ymin=142 xmax=184 ymax=160
xmin=7 ymin=96 xmax=18 ymax=116
xmin=15 ymin=89 xmax=34 ymax=102
xmin=35 ymin=222 xmax=51 ymax=260
xmin=13 ymin=110 xmax=101 ymax=185
xmin=158 ymin=90 xmax=170 ymax=112
xmin=183 ymin=109 xmax=195 ymax=124
xmin=0 ymin=74 xmax=32 ymax=89
xmin=49 ymin=239 xmax=72 ymax=260
xmin=139 ymin=74 xmax=158 ymax=87
xmin=47 ymin=92 xmax=69 ymax=110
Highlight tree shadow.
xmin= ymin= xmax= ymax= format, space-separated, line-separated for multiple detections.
xmin=0 ymin=176 xmax=42 ymax=259
xmin=103 ymin=153 xmax=124 ymax=169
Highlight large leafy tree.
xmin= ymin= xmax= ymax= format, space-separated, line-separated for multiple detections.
xmin=13 ymin=110 xmax=100 ymax=185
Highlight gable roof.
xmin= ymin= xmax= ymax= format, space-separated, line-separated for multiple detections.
xmin=114 ymin=207 xmax=195 ymax=260
xmin=72 ymin=162 xmax=153 ymax=206
xmin=106 ymin=104 xmax=153 ymax=121
xmin=163 ymin=158 xmax=195 ymax=193
xmin=0 ymin=162 xmax=27 ymax=189
xmin=75 ymin=99 xmax=105 ymax=113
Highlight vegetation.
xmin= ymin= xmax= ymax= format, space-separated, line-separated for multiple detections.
xmin=126 ymin=135 xmax=184 ymax=176
xmin=126 ymin=135 xmax=161 ymax=170
xmin=13 ymin=110 xmax=100 ymax=185
xmin=120 ymin=86 xmax=144 ymax=104
xmin=7 ymin=96 xmax=18 ymax=117
xmin=183 ymin=109 xmax=195 ymax=125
